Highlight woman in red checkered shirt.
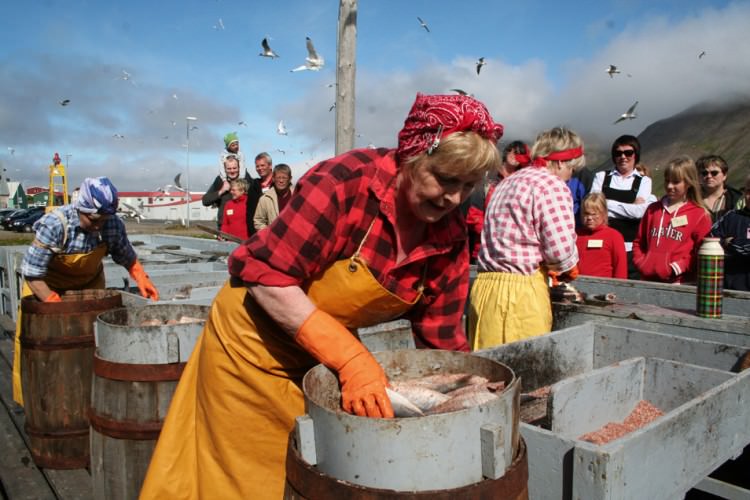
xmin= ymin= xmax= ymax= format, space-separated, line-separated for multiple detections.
xmin=141 ymin=93 xmax=504 ymax=499
xmin=470 ymin=127 xmax=583 ymax=349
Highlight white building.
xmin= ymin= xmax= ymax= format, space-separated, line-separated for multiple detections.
xmin=118 ymin=191 xmax=217 ymax=222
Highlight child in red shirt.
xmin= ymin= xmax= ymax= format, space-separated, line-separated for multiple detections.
xmin=576 ymin=192 xmax=627 ymax=278
xmin=220 ymin=179 xmax=249 ymax=240
xmin=632 ymin=156 xmax=712 ymax=284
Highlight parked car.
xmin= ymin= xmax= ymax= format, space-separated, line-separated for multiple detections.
xmin=0 ymin=208 xmax=17 ymax=219
xmin=1 ymin=208 xmax=30 ymax=230
xmin=3 ymin=206 xmax=45 ymax=231
xmin=12 ymin=207 xmax=47 ymax=232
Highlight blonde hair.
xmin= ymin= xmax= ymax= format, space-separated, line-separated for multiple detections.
xmin=664 ymin=156 xmax=707 ymax=209
xmin=635 ymin=163 xmax=651 ymax=177
xmin=400 ymin=131 xmax=501 ymax=180
xmin=581 ymin=192 xmax=608 ymax=221
xmin=530 ymin=127 xmax=586 ymax=171
xmin=230 ymin=178 xmax=248 ymax=193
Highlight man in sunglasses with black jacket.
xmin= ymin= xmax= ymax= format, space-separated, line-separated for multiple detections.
xmin=591 ymin=135 xmax=653 ymax=279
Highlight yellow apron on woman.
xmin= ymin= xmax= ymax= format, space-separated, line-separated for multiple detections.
xmin=469 ymin=268 xmax=551 ymax=350
xmin=12 ymin=240 xmax=107 ymax=405
xmin=140 ymin=224 xmax=423 ymax=500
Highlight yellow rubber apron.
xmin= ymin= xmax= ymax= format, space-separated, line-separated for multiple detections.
xmin=140 ymin=220 xmax=423 ymax=500
xmin=12 ymin=242 xmax=107 ymax=405
xmin=468 ymin=268 xmax=551 ymax=350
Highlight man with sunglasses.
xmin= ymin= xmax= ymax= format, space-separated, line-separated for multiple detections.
xmin=697 ymin=154 xmax=744 ymax=223
xmin=12 ymin=177 xmax=159 ymax=406
xmin=591 ymin=135 xmax=653 ymax=279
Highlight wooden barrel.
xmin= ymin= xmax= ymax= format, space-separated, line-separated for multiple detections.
xmin=284 ymin=435 xmax=529 ymax=500
xmin=20 ymin=289 xmax=123 ymax=469
xmin=89 ymin=304 xmax=208 ymax=500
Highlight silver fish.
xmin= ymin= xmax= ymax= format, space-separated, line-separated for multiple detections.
xmin=386 ymin=388 xmax=424 ymax=418
xmin=407 ymin=373 xmax=489 ymax=393
xmin=426 ymin=390 xmax=500 ymax=415
xmin=444 ymin=380 xmax=505 ymax=398
xmin=389 ymin=382 xmax=450 ymax=411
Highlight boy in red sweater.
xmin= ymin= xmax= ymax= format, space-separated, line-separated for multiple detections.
xmin=632 ymin=156 xmax=712 ymax=283
xmin=576 ymin=193 xmax=627 ymax=278
xmin=220 ymin=179 xmax=249 ymax=240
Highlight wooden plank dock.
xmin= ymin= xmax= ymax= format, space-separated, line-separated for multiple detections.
xmin=0 ymin=320 xmax=93 ymax=500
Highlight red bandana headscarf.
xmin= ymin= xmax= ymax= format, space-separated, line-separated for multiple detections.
xmin=513 ymin=144 xmax=532 ymax=167
xmin=397 ymin=93 xmax=504 ymax=162
xmin=531 ymin=146 xmax=584 ymax=167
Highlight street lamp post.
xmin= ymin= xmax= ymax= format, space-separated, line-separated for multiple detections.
xmin=185 ymin=116 xmax=197 ymax=228
xmin=64 ymin=154 xmax=72 ymax=169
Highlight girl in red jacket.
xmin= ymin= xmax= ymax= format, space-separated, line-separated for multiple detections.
xmin=632 ymin=156 xmax=712 ymax=283
xmin=576 ymin=192 xmax=628 ymax=278
xmin=220 ymin=179 xmax=249 ymax=240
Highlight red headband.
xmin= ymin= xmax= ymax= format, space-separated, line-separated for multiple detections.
xmin=512 ymin=145 xmax=532 ymax=167
xmin=531 ymin=146 xmax=584 ymax=167
xmin=397 ymin=93 xmax=504 ymax=161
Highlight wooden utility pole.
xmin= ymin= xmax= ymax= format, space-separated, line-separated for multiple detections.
xmin=335 ymin=0 xmax=357 ymax=155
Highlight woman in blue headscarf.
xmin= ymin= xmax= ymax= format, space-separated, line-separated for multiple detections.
xmin=12 ymin=177 xmax=159 ymax=405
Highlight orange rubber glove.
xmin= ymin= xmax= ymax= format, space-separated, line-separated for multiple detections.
xmin=295 ymin=308 xmax=394 ymax=419
xmin=128 ymin=260 xmax=160 ymax=301
xmin=44 ymin=291 xmax=62 ymax=302
xmin=549 ymin=265 xmax=579 ymax=286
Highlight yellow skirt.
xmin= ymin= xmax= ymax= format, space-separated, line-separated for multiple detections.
xmin=468 ymin=269 xmax=551 ymax=350
xmin=140 ymin=280 xmax=316 ymax=500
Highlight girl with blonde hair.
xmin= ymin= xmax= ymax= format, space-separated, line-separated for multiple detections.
xmin=470 ymin=126 xmax=581 ymax=349
xmin=632 ymin=156 xmax=712 ymax=284
xmin=576 ymin=192 xmax=627 ymax=278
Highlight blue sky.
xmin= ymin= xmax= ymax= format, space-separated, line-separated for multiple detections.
xmin=1 ymin=0 xmax=748 ymax=192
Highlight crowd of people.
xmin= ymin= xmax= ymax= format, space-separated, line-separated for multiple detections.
xmin=13 ymin=92 xmax=747 ymax=498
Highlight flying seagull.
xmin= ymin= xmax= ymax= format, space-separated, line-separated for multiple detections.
xmin=260 ymin=38 xmax=279 ymax=58
xmin=277 ymin=120 xmax=288 ymax=135
xmin=329 ymin=103 xmax=335 ymax=112
xmin=698 ymin=50 xmax=706 ymax=59
xmin=116 ymin=69 xmax=137 ymax=86
xmin=113 ymin=133 xmax=125 ymax=139
xmin=276 ymin=148 xmax=286 ymax=155
xmin=238 ymin=121 xmax=248 ymax=127
xmin=450 ymin=88 xmax=469 ymax=96
xmin=290 ymin=37 xmax=324 ymax=72
xmin=213 ymin=18 xmax=225 ymax=30
xmin=613 ymin=101 xmax=638 ymax=124
xmin=606 ymin=65 xmax=621 ymax=78
xmin=417 ymin=16 xmax=430 ymax=33
xmin=476 ymin=57 xmax=486 ymax=75
xmin=59 ymin=99 xmax=71 ymax=106
xmin=7 ymin=147 xmax=15 ymax=155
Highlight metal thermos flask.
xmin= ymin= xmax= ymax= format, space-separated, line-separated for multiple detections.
xmin=696 ymin=237 xmax=724 ymax=318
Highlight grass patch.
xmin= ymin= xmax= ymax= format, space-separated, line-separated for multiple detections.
xmin=0 ymin=234 xmax=33 ymax=246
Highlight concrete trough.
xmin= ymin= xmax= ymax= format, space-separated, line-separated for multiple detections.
xmin=476 ymin=322 xmax=750 ymax=500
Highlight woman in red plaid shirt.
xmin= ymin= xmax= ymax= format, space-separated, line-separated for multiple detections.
xmin=470 ymin=127 xmax=583 ymax=350
xmin=141 ymin=93 xmax=503 ymax=499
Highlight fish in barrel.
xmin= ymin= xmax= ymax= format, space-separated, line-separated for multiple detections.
xmin=384 ymin=372 xmax=507 ymax=417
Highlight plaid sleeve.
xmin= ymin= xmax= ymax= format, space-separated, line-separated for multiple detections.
xmin=102 ymin=217 xmax=137 ymax=268
xmin=407 ymin=244 xmax=470 ymax=352
xmin=537 ymin=180 xmax=578 ymax=271
xmin=20 ymin=213 xmax=65 ymax=278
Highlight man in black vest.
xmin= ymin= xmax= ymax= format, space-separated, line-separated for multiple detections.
xmin=591 ymin=135 xmax=653 ymax=279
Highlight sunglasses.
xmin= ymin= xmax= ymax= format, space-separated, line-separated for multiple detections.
xmin=613 ymin=149 xmax=635 ymax=158
xmin=700 ymin=170 xmax=722 ymax=178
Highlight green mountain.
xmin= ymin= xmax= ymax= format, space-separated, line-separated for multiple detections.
xmin=592 ymin=99 xmax=750 ymax=197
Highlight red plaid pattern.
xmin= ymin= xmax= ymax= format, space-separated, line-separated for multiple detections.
xmin=478 ymin=167 xmax=578 ymax=274
xmin=229 ymin=148 xmax=471 ymax=351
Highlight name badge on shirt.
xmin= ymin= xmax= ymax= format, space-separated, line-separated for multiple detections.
xmin=587 ymin=239 xmax=604 ymax=248
xmin=227 ymin=209 xmax=234 ymax=215
xmin=671 ymin=215 xmax=688 ymax=227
